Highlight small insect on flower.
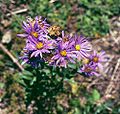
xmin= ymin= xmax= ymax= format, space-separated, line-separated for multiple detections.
xmin=72 ymin=34 xmax=92 ymax=60
xmin=51 ymin=42 xmax=76 ymax=68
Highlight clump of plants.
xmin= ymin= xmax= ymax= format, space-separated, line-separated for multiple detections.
xmin=17 ymin=16 xmax=108 ymax=113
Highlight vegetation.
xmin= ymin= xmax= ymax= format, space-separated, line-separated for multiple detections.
xmin=0 ymin=0 xmax=120 ymax=114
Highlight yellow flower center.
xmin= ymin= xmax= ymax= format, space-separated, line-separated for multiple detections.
xmin=31 ymin=32 xmax=38 ymax=38
xmin=36 ymin=42 xmax=43 ymax=49
xmin=83 ymin=58 xmax=90 ymax=64
xmin=60 ymin=50 xmax=67 ymax=56
xmin=93 ymin=56 xmax=99 ymax=63
xmin=75 ymin=45 xmax=81 ymax=51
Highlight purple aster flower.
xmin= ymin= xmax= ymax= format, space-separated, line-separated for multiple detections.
xmin=72 ymin=34 xmax=92 ymax=60
xmin=25 ymin=39 xmax=56 ymax=59
xmin=35 ymin=16 xmax=50 ymax=34
xmin=17 ymin=19 xmax=45 ymax=40
xmin=20 ymin=49 xmax=44 ymax=67
xmin=57 ymin=31 xmax=73 ymax=43
xmin=51 ymin=42 xmax=76 ymax=68
xmin=78 ymin=62 xmax=100 ymax=76
xmin=89 ymin=50 xmax=108 ymax=71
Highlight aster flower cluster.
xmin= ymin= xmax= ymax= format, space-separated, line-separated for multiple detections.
xmin=18 ymin=16 xmax=108 ymax=76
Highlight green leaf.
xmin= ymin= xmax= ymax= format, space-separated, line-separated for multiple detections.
xmin=21 ymin=75 xmax=33 ymax=80
xmin=68 ymin=63 xmax=77 ymax=69
xmin=70 ymin=99 xmax=80 ymax=107
xmin=0 ymin=82 xmax=4 ymax=89
xmin=57 ymin=105 xmax=63 ymax=111
xmin=74 ymin=108 xmax=81 ymax=114
xmin=17 ymin=79 xmax=27 ymax=87
xmin=92 ymin=89 xmax=100 ymax=101
xmin=30 ymin=77 xmax=37 ymax=86
xmin=22 ymin=70 xmax=33 ymax=76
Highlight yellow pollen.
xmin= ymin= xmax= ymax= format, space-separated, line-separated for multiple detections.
xmin=75 ymin=45 xmax=81 ymax=51
xmin=83 ymin=58 xmax=90 ymax=64
xmin=36 ymin=42 xmax=43 ymax=49
xmin=31 ymin=32 xmax=38 ymax=38
xmin=60 ymin=50 xmax=67 ymax=56
xmin=93 ymin=57 xmax=99 ymax=63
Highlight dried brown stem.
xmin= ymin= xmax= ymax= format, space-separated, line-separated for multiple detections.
xmin=0 ymin=43 xmax=24 ymax=71
xmin=105 ymin=58 xmax=120 ymax=95
xmin=97 ymin=58 xmax=120 ymax=105
xmin=6 ymin=8 xmax=28 ymax=16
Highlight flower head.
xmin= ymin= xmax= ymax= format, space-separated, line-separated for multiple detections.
xmin=57 ymin=31 xmax=73 ymax=43
xmin=72 ymin=34 xmax=92 ymax=60
xmin=35 ymin=16 xmax=50 ymax=34
xmin=17 ymin=20 xmax=39 ymax=36
xmin=50 ymin=42 xmax=76 ymax=67
xmin=18 ymin=16 xmax=108 ymax=77
xmin=79 ymin=62 xmax=100 ymax=76
xmin=25 ymin=39 xmax=56 ymax=59
xmin=20 ymin=49 xmax=44 ymax=67
xmin=89 ymin=50 xmax=108 ymax=71
xmin=17 ymin=17 xmax=50 ymax=42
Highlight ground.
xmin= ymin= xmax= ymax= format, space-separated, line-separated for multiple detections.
xmin=0 ymin=0 xmax=120 ymax=114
